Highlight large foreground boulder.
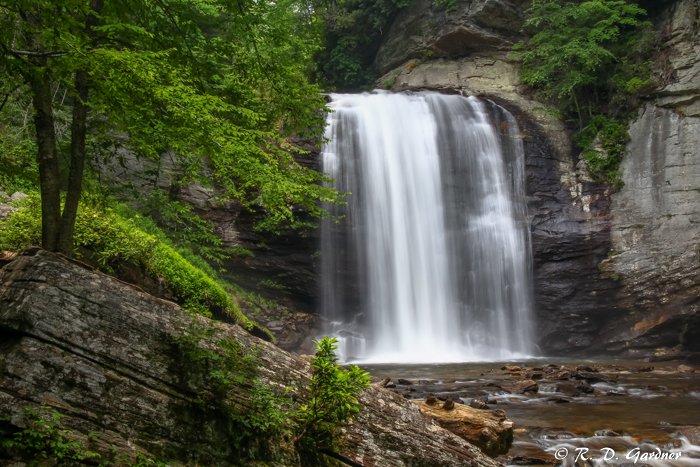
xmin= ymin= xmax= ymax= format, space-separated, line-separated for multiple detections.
xmin=0 ymin=250 xmax=498 ymax=466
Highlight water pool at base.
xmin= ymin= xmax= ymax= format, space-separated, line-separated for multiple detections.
xmin=360 ymin=359 xmax=700 ymax=466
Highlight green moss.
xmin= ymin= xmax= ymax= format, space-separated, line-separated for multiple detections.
xmin=431 ymin=0 xmax=459 ymax=12
xmin=597 ymin=259 xmax=622 ymax=281
xmin=0 ymin=194 xmax=256 ymax=330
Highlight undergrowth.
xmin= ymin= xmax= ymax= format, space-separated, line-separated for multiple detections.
xmin=0 ymin=406 xmax=100 ymax=465
xmin=0 ymin=406 xmax=167 ymax=466
xmin=0 ymin=193 xmax=260 ymax=333
xmin=174 ymin=329 xmax=369 ymax=464
xmin=173 ymin=321 xmax=293 ymax=462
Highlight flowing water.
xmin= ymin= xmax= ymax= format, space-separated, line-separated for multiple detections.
xmin=362 ymin=360 xmax=700 ymax=466
xmin=320 ymin=91 xmax=534 ymax=363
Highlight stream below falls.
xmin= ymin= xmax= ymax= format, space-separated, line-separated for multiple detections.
xmin=361 ymin=359 xmax=700 ymax=466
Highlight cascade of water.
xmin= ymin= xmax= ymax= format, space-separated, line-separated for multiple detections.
xmin=320 ymin=91 xmax=535 ymax=363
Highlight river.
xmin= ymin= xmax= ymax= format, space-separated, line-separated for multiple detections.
xmin=360 ymin=359 xmax=700 ymax=466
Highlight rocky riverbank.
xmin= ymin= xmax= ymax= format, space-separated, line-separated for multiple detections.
xmin=366 ymin=360 xmax=700 ymax=465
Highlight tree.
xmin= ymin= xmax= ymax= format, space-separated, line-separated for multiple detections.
xmin=1 ymin=0 xmax=338 ymax=255
xmin=516 ymin=0 xmax=652 ymax=128
xmin=313 ymin=0 xmax=409 ymax=90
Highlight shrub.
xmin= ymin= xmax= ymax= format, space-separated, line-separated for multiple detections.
xmin=0 ymin=406 xmax=99 ymax=464
xmin=516 ymin=0 xmax=653 ymax=127
xmin=574 ymin=114 xmax=629 ymax=188
xmin=296 ymin=337 xmax=370 ymax=459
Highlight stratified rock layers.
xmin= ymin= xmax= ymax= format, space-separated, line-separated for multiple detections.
xmin=601 ymin=0 xmax=700 ymax=355
xmin=0 ymin=250 xmax=498 ymax=466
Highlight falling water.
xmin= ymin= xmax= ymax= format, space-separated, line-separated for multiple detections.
xmin=320 ymin=91 xmax=535 ymax=362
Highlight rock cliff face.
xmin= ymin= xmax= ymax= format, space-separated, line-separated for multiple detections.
xmin=0 ymin=250 xmax=498 ymax=466
xmin=96 ymin=148 xmax=323 ymax=351
xmin=375 ymin=0 xmax=528 ymax=75
xmin=601 ymin=0 xmax=700 ymax=357
xmin=372 ymin=0 xmax=700 ymax=357
xmin=375 ymin=0 xmax=568 ymax=158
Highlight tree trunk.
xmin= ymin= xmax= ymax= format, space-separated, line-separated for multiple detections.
xmin=57 ymin=0 xmax=104 ymax=256
xmin=58 ymin=69 xmax=88 ymax=256
xmin=29 ymin=65 xmax=62 ymax=252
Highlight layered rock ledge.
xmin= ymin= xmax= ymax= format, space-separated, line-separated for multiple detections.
xmin=0 ymin=250 xmax=498 ymax=466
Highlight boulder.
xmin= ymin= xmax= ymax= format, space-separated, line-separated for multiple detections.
xmin=0 ymin=250 xmax=499 ymax=466
xmin=413 ymin=400 xmax=514 ymax=457
xmin=502 ymin=379 xmax=538 ymax=395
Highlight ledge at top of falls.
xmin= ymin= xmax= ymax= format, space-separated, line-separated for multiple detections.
xmin=374 ymin=0 xmax=529 ymax=76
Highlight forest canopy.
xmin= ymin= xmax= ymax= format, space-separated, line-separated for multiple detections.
xmin=0 ymin=0 xmax=339 ymax=254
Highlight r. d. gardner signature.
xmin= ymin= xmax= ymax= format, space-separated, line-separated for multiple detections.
xmin=553 ymin=446 xmax=683 ymax=463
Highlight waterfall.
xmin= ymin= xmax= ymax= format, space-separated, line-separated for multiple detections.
xmin=320 ymin=91 xmax=535 ymax=362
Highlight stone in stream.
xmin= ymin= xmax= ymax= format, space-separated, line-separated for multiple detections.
xmin=500 ymin=443 xmax=558 ymax=466
xmin=413 ymin=400 xmax=514 ymax=457
xmin=426 ymin=393 xmax=439 ymax=405
xmin=680 ymin=426 xmax=700 ymax=445
xmin=470 ymin=398 xmax=490 ymax=410
xmin=555 ymin=381 xmax=593 ymax=397
xmin=502 ymin=379 xmax=539 ymax=394
xmin=374 ymin=377 xmax=392 ymax=387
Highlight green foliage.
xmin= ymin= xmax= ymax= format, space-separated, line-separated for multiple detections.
xmin=173 ymin=321 xmax=293 ymax=461
xmin=0 ymin=0 xmax=341 ymax=243
xmin=133 ymin=192 xmax=230 ymax=266
xmin=259 ymin=278 xmax=290 ymax=291
xmin=0 ymin=193 xmax=40 ymax=245
xmin=315 ymin=0 xmax=410 ymax=90
xmin=0 ymin=406 xmax=100 ymax=465
xmin=0 ymin=195 xmax=257 ymax=330
xmin=432 ymin=0 xmax=460 ymax=12
xmin=574 ymin=114 xmax=629 ymax=187
xmin=0 ymin=90 xmax=38 ymax=195
xmin=516 ymin=0 xmax=656 ymax=187
xmin=176 ymin=322 xmax=259 ymax=395
xmin=230 ymin=246 xmax=255 ymax=258
xmin=132 ymin=453 xmax=169 ymax=467
xmin=175 ymin=333 xmax=370 ymax=462
xmin=296 ymin=337 xmax=370 ymax=457
xmin=516 ymin=0 xmax=654 ymax=126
